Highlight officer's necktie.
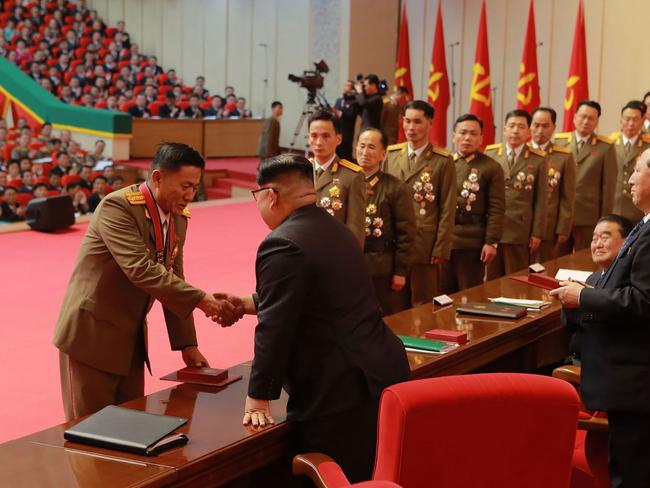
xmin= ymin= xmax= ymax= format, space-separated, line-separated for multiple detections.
xmin=625 ymin=141 xmax=632 ymax=154
xmin=507 ymin=150 xmax=516 ymax=170
xmin=577 ymin=139 xmax=585 ymax=152
xmin=315 ymin=167 xmax=323 ymax=179
xmin=408 ymin=151 xmax=416 ymax=167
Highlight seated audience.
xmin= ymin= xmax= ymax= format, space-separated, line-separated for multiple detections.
xmin=0 ymin=186 xmax=24 ymax=222
xmin=87 ymin=174 xmax=107 ymax=212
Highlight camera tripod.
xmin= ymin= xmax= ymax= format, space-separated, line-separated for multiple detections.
xmin=288 ymin=90 xmax=330 ymax=154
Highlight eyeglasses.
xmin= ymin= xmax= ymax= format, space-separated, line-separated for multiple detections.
xmin=251 ymin=187 xmax=279 ymax=201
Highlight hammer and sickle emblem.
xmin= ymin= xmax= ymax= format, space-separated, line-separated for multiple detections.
xmin=428 ymin=63 xmax=444 ymax=102
xmin=470 ymin=63 xmax=491 ymax=107
xmin=395 ymin=67 xmax=408 ymax=82
xmin=563 ymin=75 xmax=580 ymax=111
xmin=517 ymin=63 xmax=536 ymax=105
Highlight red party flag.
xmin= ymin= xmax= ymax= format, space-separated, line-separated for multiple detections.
xmin=516 ymin=0 xmax=540 ymax=113
xmin=468 ymin=0 xmax=494 ymax=145
xmin=562 ymin=0 xmax=589 ymax=132
xmin=428 ymin=2 xmax=450 ymax=147
xmin=394 ymin=1 xmax=414 ymax=99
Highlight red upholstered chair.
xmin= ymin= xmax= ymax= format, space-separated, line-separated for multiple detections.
xmin=293 ymin=373 xmax=580 ymax=488
xmin=553 ymin=366 xmax=610 ymax=488
xmin=148 ymin=101 xmax=162 ymax=116
xmin=120 ymin=101 xmax=136 ymax=113
xmin=15 ymin=193 xmax=33 ymax=206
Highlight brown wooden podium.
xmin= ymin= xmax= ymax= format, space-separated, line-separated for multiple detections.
xmin=1 ymin=251 xmax=596 ymax=487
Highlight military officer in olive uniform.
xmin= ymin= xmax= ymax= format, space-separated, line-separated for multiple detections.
xmin=357 ymin=128 xmax=415 ymax=315
xmin=308 ymin=110 xmax=366 ymax=247
xmin=486 ymin=109 xmax=548 ymax=279
xmin=610 ymin=100 xmax=650 ymax=223
xmin=385 ymin=100 xmax=456 ymax=306
xmin=553 ymin=100 xmax=617 ymax=253
xmin=530 ymin=107 xmax=576 ymax=262
xmin=439 ymin=114 xmax=505 ymax=293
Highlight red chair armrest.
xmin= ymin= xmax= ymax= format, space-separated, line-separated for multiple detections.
xmin=292 ymin=453 xmax=352 ymax=488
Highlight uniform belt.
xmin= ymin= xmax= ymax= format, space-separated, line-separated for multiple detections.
xmin=364 ymin=240 xmax=395 ymax=253
xmin=455 ymin=214 xmax=485 ymax=226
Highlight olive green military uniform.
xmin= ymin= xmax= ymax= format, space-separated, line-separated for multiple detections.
xmin=610 ymin=131 xmax=650 ymax=223
xmin=439 ymin=151 xmax=505 ymax=293
xmin=362 ymin=171 xmax=415 ymax=315
xmin=385 ymin=142 xmax=456 ymax=305
xmin=314 ymin=156 xmax=367 ymax=248
xmin=53 ymin=185 xmax=204 ymax=420
xmin=531 ymin=143 xmax=576 ymax=263
xmin=553 ymin=132 xmax=617 ymax=252
xmin=485 ymin=143 xmax=548 ymax=279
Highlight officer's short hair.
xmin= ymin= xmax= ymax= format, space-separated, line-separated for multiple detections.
xmin=271 ymin=101 xmax=283 ymax=109
xmin=505 ymin=109 xmax=532 ymax=127
xmin=308 ymin=110 xmax=341 ymax=134
xmin=359 ymin=128 xmax=388 ymax=149
xmin=621 ymin=100 xmax=646 ymax=117
xmin=453 ymin=113 xmax=483 ymax=132
xmin=596 ymin=214 xmax=633 ymax=238
xmin=577 ymin=99 xmax=602 ymax=117
xmin=531 ymin=107 xmax=557 ymax=125
xmin=396 ymin=86 xmax=409 ymax=95
xmin=150 ymin=142 xmax=205 ymax=174
xmin=404 ymin=100 xmax=434 ymax=119
xmin=257 ymin=154 xmax=314 ymax=186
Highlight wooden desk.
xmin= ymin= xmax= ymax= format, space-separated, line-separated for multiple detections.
xmin=129 ymin=119 xmax=264 ymax=158
xmin=130 ymin=119 xmax=203 ymax=159
xmin=4 ymin=251 xmax=596 ymax=487
xmin=203 ymin=119 xmax=263 ymax=158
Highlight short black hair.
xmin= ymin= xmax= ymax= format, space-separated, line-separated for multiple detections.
xmin=257 ymin=154 xmax=314 ymax=186
xmin=505 ymin=109 xmax=532 ymax=126
xmin=643 ymin=91 xmax=650 ymax=102
xmin=308 ymin=110 xmax=341 ymax=134
xmin=596 ymin=214 xmax=634 ymax=238
xmin=576 ymin=99 xmax=602 ymax=117
xmin=454 ymin=113 xmax=483 ymax=131
xmin=621 ymin=100 xmax=646 ymax=117
xmin=365 ymin=74 xmax=379 ymax=85
xmin=271 ymin=101 xmax=283 ymax=109
xmin=112 ymin=175 xmax=124 ymax=182
xmin=150 ymin=142 xmax=205 ymax=174
xmin=396 ymin=86 xmax=409 ymax=95
xmin=189 ymin=94 xmax=200 ymax=100
xmin=33 ymin=182 xmax=47 ymax=191
xmin=405 ymin=100 xmax=434 ymax=119
xmin=66 ymin=182 xmax=80 ymax=191
xmin=359 ymin=128 xmax=388 ymax=149
xmin=92 ymin=175 xmax=107 ymax=183
xmin=531 ymin=107 xmax=557 ymax=125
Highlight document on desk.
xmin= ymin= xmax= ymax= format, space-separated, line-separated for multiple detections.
xmin=555 ymin=268 xmax=592 ymax=282
xmin=489 ymin=297 xmax=551 ymax=311
xmin=64 ymin=405 xmax=188 ymax=456
xmin=398 ymin=335 xmax=459 ymax=354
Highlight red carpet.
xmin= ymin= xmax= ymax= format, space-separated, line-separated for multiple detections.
xmin=0 ymin=201 xmax=268 ymax=442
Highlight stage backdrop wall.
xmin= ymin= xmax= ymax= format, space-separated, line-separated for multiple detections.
xmin=406 ymin=0 xmax=647 ymax=142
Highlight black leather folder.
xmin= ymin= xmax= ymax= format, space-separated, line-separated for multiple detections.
xmin=64 ymin=405 xmax=188 ymax=456
xmin=456 ymin=302 xmax=527 ymax=319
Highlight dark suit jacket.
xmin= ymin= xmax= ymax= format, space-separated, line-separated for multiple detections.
xmin=578 ymin=220 xmax=650 ymax=412
xmin=248 ymin=204 xmax=410 ymax=422
xmin=562 ymin=271 xmax=600 ymax=359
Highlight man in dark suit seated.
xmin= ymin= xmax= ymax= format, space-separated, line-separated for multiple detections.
xmin=182 ymin=94 xmax=204 ymax=119
xmin=552 ymin=149 xmax=650 ymax=488
xmin=231 ymin=154 xmax=410 ymax=483
xmin=159 ymin=92 xmax=181 ymax=119
xmin=128 ymin=93 xmax=151 ymax=118
xmin=563 ymin=214 xmax=632 ymax=363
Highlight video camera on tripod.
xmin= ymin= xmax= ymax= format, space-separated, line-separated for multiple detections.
xmin=288 ymin=60 xmax=330 ymax=100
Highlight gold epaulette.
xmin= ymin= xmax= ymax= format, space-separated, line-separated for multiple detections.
xmin=125 ymin=190 xmax=145 ymax=205
xmin=485 ymin=143 xmax=501 ymax=151
xmin=339 ymin=158 xmax=362 ymax=172
xmin=528 ymin=146 xmax=546 ymax=157
xmin=553 ymin=132 xmax=571 ymax=139
xmin=609 ymin=131 xmax=621 ymax=141
xmin=642 ymin=133 xmax=650 ymax=144
xmin=596 ymin=134 xmax=613 ymax=144
xmin=182 ymin=207 xmax=191 ymax=218
xmin=552 ymin=145 xmax=571 ymax=154
xmin=387 ymin=142 xmax=407 ymax=152
xmin=431 ymin=146 xmax=451 ymax=157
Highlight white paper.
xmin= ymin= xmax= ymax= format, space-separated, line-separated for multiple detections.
xmin=555 ymin=268 xmax=592 ymax=282
xmin=93 ymin=160 xmax=113 ymax=171
xmin=489 ymin=297 xmax=551 ymax=309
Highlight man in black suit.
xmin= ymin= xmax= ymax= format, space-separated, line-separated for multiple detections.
xmin=235 ymin=154 xmax=410 ymax=482
xmin=551 ymin=149 xmax=650 ymax=488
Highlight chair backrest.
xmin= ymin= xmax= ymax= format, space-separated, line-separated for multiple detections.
xmin=374 ymin=373 xmax=580 ymax=488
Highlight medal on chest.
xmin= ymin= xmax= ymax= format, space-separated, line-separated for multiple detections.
xmin=460 ymin=168 xmax=480 ymax=212
xmin=547 ymin=166 xmax=561 ymax=195
xmin=413 ymin=167 xmax=435 ymax=215
xmin=320 ymin=178 xmax=343 ymax=216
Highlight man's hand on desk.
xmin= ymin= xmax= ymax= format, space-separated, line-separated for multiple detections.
xmin=549 ymin=281 xmax=585 ymax=309
xmin=182 ymin=346 xmax=210 ymax=367
xmin=243 ymin=396 xmax=275 ymax=428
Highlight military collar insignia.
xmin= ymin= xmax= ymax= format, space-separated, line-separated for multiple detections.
xmin=182 ymin=207 xmax=191 ymax=218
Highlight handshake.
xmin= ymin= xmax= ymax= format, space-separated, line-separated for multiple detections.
xmin=197 ymin=292 xmax=254 ymax=327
